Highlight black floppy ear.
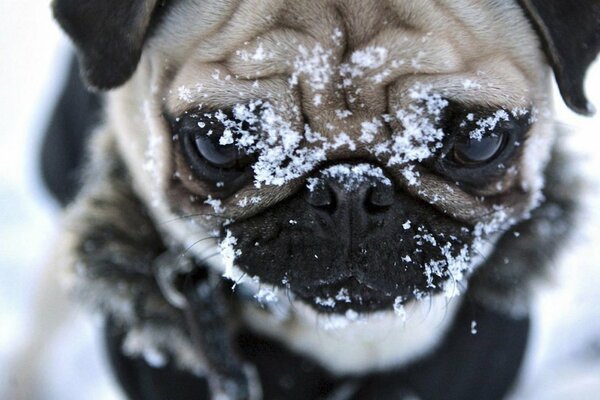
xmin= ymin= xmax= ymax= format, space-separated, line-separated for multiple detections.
xmin=518 ymin=0 xmax=600 ymax=115
xmin=52 ymin=0 xmax=163 ymax=90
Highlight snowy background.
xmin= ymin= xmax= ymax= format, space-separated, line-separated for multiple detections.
xmin=0 ymin=1 xmax=599 ymax=399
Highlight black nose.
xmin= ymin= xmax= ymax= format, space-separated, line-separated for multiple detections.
xmin=306 ymin=165 xmax=395 ymax=214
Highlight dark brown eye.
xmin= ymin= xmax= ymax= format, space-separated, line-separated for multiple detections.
xmin=452 ymin=133 xmax=505 ymax=166
xmin=431 ymin=106 xmax=532 ymax=187
xmin=172 ymin=110 xmax=255 ymax=192
xmin=193 ymin=131 xmax=240 ymax=168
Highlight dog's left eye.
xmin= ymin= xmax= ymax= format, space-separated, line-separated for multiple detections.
xmin=451 ymin=132 xmax=505 ymax=166
xmin=172 ymin=111 xmax=255 ymax=192
xmin=433 ymin=108 xmax=531 ymax=186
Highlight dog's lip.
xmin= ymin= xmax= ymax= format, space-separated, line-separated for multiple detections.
xmin=290 ymin=277 xmax=400 ymax=314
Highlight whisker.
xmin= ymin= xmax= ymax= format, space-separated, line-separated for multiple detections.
xmin=180 ymin=236 xmax=220 ymax=259
xmin=285 ymin=285 xmax=297 ymax=313
xmin=198 ymin=251 xmax=221 ymax=265
xmin=158 ymin=212 xmax=229 ymax=226
xmin=232 ymin=272 xmax=247 ymax=291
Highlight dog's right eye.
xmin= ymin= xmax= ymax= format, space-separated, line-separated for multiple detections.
xmin=173 ymin=111 xmax=255 ymax=192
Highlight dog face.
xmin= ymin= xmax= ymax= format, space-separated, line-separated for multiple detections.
xmin=54 ymin=0 xmax=599 ymax=316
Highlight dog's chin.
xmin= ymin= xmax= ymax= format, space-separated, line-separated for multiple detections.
xmin=221 ymin=182 xmax=479 ymax=315
xmin=292 ymin=277 xmax=404 ymax=314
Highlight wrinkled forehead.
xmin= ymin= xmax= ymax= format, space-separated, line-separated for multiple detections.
xmin=149 ymin=0 xmax=544 ymax=115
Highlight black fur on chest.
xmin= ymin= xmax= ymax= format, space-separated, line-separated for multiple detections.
xmin=105 ymin=297 xmax=530 ymax=400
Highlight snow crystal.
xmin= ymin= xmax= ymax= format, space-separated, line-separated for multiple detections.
xmin=373 ymin=85 xmax=448 ymax=168
xmin=331 ymin=132 xmax=357 ymax=151
xmin=462 ymin=79 xmax=481 ymax=90
xmin=313 ymin=94 xmax=322 ymax=106
xmin=469 ymin=109 xmax=510 ymax=140
xmin=350 ymin=47 xmax=388 ymax=69
xmin=335 ymin=288 xmax=352 ymax=303
xmin=313 ymin=163 xmax=392 ymax=191
xmin=204 ymin=196 xmax=225 ymax=214
xmin=289 ymin=44 xmax=333 ymax=91
xmin=393 ymin=297 xmax=407 ymax=321
xmin=401 ymin=165 xmax=421 ymax=186
xmin=236 ymin=196 xmax=262 ymax=208
xmin=359 ymin=118 xmax=383 ymax=143
xmin=177 ymin=85 xmax=194 ymax=103
xmin=471 ymin=320 xmax=478 ymax=335
xmin=254 ymin=287 xmax=279 ymax=303
xmin=337 ymin=46 xmax=389 ymax=83
xmin=143 ymin=347 xmax=168 ymax=368
xmin=331 ymin=28 xmax=343 ymax=43
xmin=236 ymin=42 xmax=269 ymax=62
xmin=219 ymin=230 xmax=242 ymax=280
xmin=315 ymin=297 xmax=336 ymax=308
xmin=335 ymin=109 xmax=353 ymax=119
xmin=305 ymin=177 xmax=320 ymax=192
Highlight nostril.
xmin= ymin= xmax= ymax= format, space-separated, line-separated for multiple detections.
xmin=367 ymin=183 xmax=395 ymax=209
xmin=306 ymin=183 xmax=336 ymax=211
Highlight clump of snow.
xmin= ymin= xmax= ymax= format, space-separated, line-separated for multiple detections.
xmin=209 ymin=100 xmax=329 ymax=187
xmin=335 ymin=288 xmax=352 ymax=303
xmin=289 ymin=44 xmax=333 ymax=91
xmin=339 ymin=46 xmax=389 ymax=85
xmin=471 ymin=320 xmax=478 ymax=335
xmin=401 ymin=165 xmax=421 ymax=186
xmin=236 ymin=42 xmax=271 ymax=62
xmin=308 ymin=163 xmax=392 ymax=192
xmin=462 ymin=79 xmax=482 ymax=90
xmin=393 ymin=297 xmax=407 ymax=321
xmin=236 ymin=196 xmax=262 ymax=208
xmin=372 ymin=85 xmax=448 ymax=167
xmin=254 ymin=287 xmax=279 ymax=304
xmin=315 ymin=297 xmax=336 ymax=308
xmin=359 ymin=118 xmax=383 ymax=143
xmin=219 ymin=230 xmax=242 ymax=280
xmin=349 ymin=47 xmax=388 ymax=69
xmin=204 ymin=196 xmax=225 ymax=214
xmin=322 ymin=309 xmax=368 ymax=330
xmin=469 ymin=109 xmax=510 ymax=140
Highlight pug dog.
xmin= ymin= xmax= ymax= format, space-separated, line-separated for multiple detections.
xmin=50 ymin=0 xmax=599 ymax=399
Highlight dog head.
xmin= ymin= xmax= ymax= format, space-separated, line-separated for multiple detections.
xmin=54 ymin=0 xmax=600 ymax=315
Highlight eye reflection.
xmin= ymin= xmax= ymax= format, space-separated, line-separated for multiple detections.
xmin=452 ymin=133 xmax=505 ymax=165
xmin=194 ymin=134 xmax=239 ymax=168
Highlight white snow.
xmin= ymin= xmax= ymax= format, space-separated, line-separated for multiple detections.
xmin=317 ymin=163 xmax=392 ymax=190
xmin=290 ymin=44 xmax=333 ymax=91
xmin=219 ymin=230 xmax=242 ymax=280
xmin=469 ymin=109 xmax=510 ymax=140
xmin=204 ymin=196 xmax=225 ymax=214
xmin=375 ymin=85 xmax=448 ymax=167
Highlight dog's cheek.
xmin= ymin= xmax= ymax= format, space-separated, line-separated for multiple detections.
xmin=107 ymin=78 xmax=212 ymax=248
xmin=519 ymin=118 xmax=557 ymax=208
